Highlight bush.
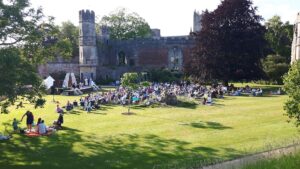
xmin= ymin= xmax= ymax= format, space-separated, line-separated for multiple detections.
xmin=97 ymin=77 xmax=115 ymax=85
xmin=262 ymin=55 xmax=290 ymax=84
xmin=283 ymin=60 xmax=300 ymax=126
xmin=148 ymin=69 xmax=182 ymax=82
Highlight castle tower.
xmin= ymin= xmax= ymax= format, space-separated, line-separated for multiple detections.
xmin=291 ymin=12 xmax=300 ymax=63
xmin=193 ymin=11 xmax=202 ymax=32
xmin=79 ymin=9 xmax=98 ymax=81
xmin=99 ymin=25 xmax=110 ymax=41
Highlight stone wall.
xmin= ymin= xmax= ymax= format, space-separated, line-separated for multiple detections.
xmin=138 ymin=48 xmax=168 ymax=66
xmin=95 ymin=35 xmax=195 ymax=80
xmin=38 ymin=63 xmax=80 ymax=78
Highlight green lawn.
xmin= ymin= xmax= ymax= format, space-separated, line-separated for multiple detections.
xmin=0 ymin=93 xmax=299 ymax=169
xmin=242 ymin=150 xmax=300 ymax=169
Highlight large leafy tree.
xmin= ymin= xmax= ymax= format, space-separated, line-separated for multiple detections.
xmin=0 ymin=48 xmax=43 ymax=113
xmin=98 ymin=8 xmax=151 ymax=40
xmin=265 ymin=15 xmax=293 ymax=62
xmin=0 ymin=0 xmax=71 ymax=112
xmin=262 ymin=16 xmax=292 ymax=83
xmin=186 ymin=0 xmax=266 ymax=84
xmin=283 ymin=61 xmax=300 ymax=127
xmin=59 ymin=21 xmax=79 ymax=57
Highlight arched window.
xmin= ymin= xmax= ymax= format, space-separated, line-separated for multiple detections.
xmin=168 ymin=47 xmax=183 ymax=71
xmin=118 ymin=51 xmax=127 ymax=65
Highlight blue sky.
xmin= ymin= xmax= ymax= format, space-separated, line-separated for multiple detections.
xmin=29 ymin=0 xmax=300 ymax=36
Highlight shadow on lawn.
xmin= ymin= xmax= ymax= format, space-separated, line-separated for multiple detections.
xmin=175 ymin=100 xmax=198 ymax=109
xmin=66 ymin=110 xmax=82 ymax=115
xmin=182 ymin=121 xmax=232 ymax=130
xmin=0 ymin=127 xmax=240 ymax=169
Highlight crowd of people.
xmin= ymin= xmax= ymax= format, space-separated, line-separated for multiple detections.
xmin=69 ymin=82 xmax=228 ymax=109
xmin=59 ymin=82 xmax=272 ymax=113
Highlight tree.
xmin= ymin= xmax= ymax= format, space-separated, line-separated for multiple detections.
xmin=265 ymin=16 xmax=293 ymax=62
xmin=121 ymin=72 xmax=139 ymax=92
xmin=262 ymin=16 xmax=293 ymax=83
xmin=283 ymin=61 xmax=300 ymax=127
xmin=59 ymin=21 xmax=79 ymax=57
xmin=0 ymin=48 xmax=44 ymax=113
xmin=98 ymin=8 xmax=151 ymax=40
xmin=0 ymin=0 xmax=72 ymax=66
xmin=186 ymin=0 xmax=266 ymax=84
xmin=0 ymin=0 xmax=71 ymax=112
xmin=262 ymin=55 xmax=289 ymax=84
xmin=121 ymin=72 xmax=139 ymax=115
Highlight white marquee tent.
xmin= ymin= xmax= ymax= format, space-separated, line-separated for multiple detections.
xmin=43 ymin=76 xmax=55 ymax=89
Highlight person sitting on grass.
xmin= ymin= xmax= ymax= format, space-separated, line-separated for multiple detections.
xmin=255 ymin=88 xmax=263 ymax=96
xmin=85 ymin=101 xmax=92 ymax=112
xmin=206 ymin=95 xmax=213 ymax=105
xmin=38 ymin=120 xmax=47 ymax=135
xmin=20 ymin=111 xmax=34 ymax=132
xmin=38 ymin=120 xmax=55 ymax=135
xmin=93 ymin=102 xmax=100 ymax=109
xmin=66 ymin=101 xmax=73 ymax=111
xmin=53 ymin=113 xmax=64 ymax=130
xmin=56 ymin=105 xmax=64 ymax=114
xmin=73 ymin=100 xmax=78 ymax=107
xmin=35 ymin=118 xmax=42 ymax=132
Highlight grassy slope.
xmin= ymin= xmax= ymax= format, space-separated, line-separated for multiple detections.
xmin=0 ymin=93 xmax=299 ymax=169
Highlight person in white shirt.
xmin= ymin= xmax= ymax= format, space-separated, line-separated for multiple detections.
xmin=38 ymin=120 xmax=47 ymax=135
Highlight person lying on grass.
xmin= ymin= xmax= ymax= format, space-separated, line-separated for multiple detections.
xmin=0 ymin=132 xmax=12 ymax=140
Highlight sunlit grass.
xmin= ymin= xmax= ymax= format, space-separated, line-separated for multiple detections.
xmin=0 ymin=89 xmax=299 ymax=169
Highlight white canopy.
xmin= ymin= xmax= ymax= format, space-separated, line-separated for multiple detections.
xmin=62 ymin=73 xmax=70 ymax=88
xmin=43 ymin=76 xmax=55 ymax=89
xmin=70 ymin=73 xmax=77 ymax=86
xmin=62 ymin=73 xmax=77 ymax=88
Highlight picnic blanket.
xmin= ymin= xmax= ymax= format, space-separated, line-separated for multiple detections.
xmin=25 ymin=132 xmax=41 ymax=137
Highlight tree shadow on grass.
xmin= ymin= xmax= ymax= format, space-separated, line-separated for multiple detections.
xmin=182 ymin=121 xmax=232 ymax=130
xmin=174 ymin=100 xmax=198 ymax=109
xmin=0 ymin=126 xmax=240 ymax=169
xmin=130 ymin=104 xmax=147 ymax=110
xmin=65 ymin=110 xmax=82 ymax=115
xmin=88 ymin=111 xmax=107 ymax=115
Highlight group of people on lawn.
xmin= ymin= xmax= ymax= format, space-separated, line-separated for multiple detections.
xmin=72 ymin=82 xmax=227 ymax=107
xmin=59 ymin=82 xmax=269 ymax=111
xmin=10 ymin=110 xmax=64 ymax=136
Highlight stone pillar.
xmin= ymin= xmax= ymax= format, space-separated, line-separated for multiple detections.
xmin=291 ymin=12 xmax=300 ymax=64
xmin=193 ymin=11 xmax=202 ymax=32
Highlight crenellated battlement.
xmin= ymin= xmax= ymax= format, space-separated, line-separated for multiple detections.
xmin=79 ymin=9 xmax=95 ymax=23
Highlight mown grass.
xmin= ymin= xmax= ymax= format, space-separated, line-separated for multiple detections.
xmin=0 ymin=87 xmax=299 ymax=169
